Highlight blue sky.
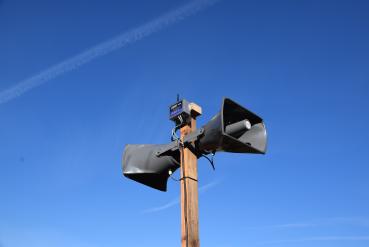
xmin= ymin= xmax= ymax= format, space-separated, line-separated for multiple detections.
xmin=1 ymin=0 xmax=369 ymax=246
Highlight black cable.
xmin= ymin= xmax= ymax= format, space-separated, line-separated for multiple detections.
xmin=200 ymin=152 xmax=216 ymax=170
xmin=180 ymin=176 xmax=198 ymax=182
xmin=180 ymin=139 xmax=189 ymax=247
xmin=171 ymin=121 xmax=182 ymax=142
xmin=171 ymin=117 xmax=189 ymax=247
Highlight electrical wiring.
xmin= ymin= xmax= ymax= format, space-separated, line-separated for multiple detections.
xmin=170 ymin=117 xmax=190 ymax=247
xmin=170 ymin=113 xmax=215 ymax=247
xmin=201 ymin=152 xmax=216 ymax=170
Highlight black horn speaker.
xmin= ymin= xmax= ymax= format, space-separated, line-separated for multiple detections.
xmin=197 ymin=98 xmax=267 ymax=154
xmin=122 ymin=144 xmax=180 ymax=191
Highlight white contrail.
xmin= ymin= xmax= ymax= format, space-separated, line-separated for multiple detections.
xmin=141 ymin=180 xmax=220 ymax=214
xmin=246 ymin=217 xmax=369 ymax=230
xmin=258 ymin=236 xmax=369 ymax=245
xmin=0 ymin=0 xmax=220 ymax=105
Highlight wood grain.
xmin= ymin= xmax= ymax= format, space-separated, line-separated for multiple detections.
xmin=180 ymin=117 xmax=200 ymax=247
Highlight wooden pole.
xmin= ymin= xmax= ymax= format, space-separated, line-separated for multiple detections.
xmin=180 ymin=116 xmax=200 ymax=247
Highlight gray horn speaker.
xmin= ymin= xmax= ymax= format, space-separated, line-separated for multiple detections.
xmin=122 ymin=144 xmax=180 ymax=191
xmin=198 ymin=98 xmax=267 ymax=154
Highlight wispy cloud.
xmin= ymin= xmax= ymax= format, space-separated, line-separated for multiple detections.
xmin=0 ymin=0 xmax=220 ymax=105
xmin=198 ymin=180 xmax=220 ymax=193
xmin=142 ymin=180 xmax=220 ymax=214
xmin=258 ymin=236 xmax=369 ymax=245
xmin=0 ymin=224 xmax=100 ymax=247
xmin=248 ymin=217 xmax=369 ymax=245
xmin=142 ymin=196 xmax=180 ymax=214
xmin=246 ymin=217 xmax=369 ymax=230
xmin=323 ymin=217 xmax=369 ymax=227
xmin=246 ymin=223 xmax=316 ymax=230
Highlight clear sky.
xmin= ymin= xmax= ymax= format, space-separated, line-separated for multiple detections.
xmin=1 ymin=0 xmax=369 ymax=246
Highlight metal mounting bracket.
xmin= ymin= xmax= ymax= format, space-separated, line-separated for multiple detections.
xmin=155 ymin=128 xmax=204 ymax=157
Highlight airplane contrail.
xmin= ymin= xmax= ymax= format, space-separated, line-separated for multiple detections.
xmin=0 ymin=0 xmax=220 ymax=105
xmin=258 ymin=236 xmax=369 ymax=245
xmin=141 ymin=180 xmax=220 ymax=214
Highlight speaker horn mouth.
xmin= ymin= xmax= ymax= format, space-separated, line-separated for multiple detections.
xmin=122 ymin=144 xmax=180 ymax=191
xmin=198 ymin=98 xmax=267 ymax=154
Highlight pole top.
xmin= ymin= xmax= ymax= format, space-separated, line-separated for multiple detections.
xmin=189 ymin=102 xmax=202 ymax=118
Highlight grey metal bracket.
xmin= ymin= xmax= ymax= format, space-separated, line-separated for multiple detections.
xmin=155 ymin=128 xmax=204 ymax=157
